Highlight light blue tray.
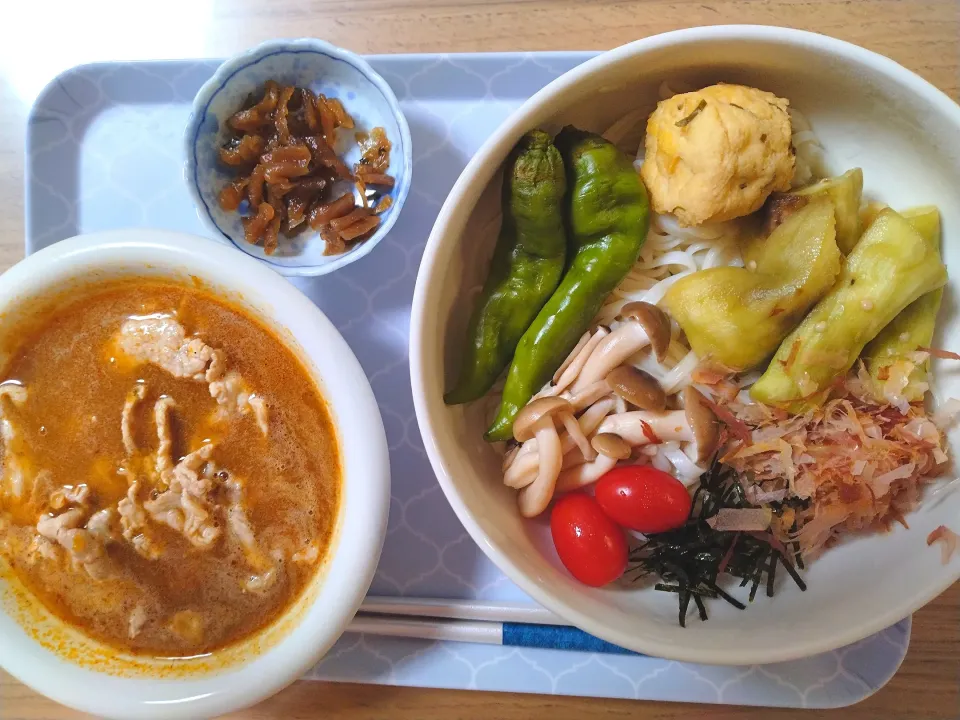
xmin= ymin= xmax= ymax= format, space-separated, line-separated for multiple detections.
xmin=25 ymin=53 xmax=910 ymax=709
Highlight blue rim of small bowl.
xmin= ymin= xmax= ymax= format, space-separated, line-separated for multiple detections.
xmin=183 ymin=38 xmax=413 ymax=278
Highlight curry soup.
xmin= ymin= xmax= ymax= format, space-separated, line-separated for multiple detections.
xmin=0 ymin=279 xmax=340 ymax=657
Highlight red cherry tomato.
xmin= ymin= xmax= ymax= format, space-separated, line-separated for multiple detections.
xmin=595 ymin=465 xmax=691 ymax=534
xmin=550 ymin=493 xmax=627 ymax=587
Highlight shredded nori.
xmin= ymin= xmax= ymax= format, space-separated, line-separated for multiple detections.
xmin=675 ymin=99 xmax=707 ymax=128
xmin=628 ymin=458 xmax=807 ymax=627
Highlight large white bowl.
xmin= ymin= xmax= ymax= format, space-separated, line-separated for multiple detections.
xmin=411 ymin=26 xmax=960 ymax=665
xmin=0 ymin=229 xmax=390 ymax=718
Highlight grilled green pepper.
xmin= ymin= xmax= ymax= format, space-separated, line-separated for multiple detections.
xmin=662 ymin=198 xmax=842 ymax=371
xmin=751 ymin=208 xmax=948 ymax=409
xmin=445 ymin=131 xmax=567 ymax=405
xmin=485 ymin=127 xmax=650 ymax=441
xmin=862 ymin=207 xmax=942 ymax=401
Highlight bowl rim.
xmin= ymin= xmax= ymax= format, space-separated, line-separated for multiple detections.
xmin=410 ymin=24 xmax=960 ymax=665
xmin=0 ymin=228 xmax=390 ymax=717
xmin=182 ymin=38 xmax=414 ymax=278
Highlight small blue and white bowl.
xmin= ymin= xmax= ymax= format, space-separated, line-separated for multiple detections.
xmin=184 ymin=39 xmax=412 ymax=277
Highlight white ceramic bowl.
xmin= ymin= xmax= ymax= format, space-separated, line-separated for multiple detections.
xmin=411 ymin=26 xmax=960 ymax=665
xmin=184 ymin=38 xmax=413 ymax=277
xmin=0 ymin=229 xmax=390 ymax=718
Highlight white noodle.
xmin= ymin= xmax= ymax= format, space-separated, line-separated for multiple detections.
xmin=790 ymin=108 xmax=824 ymax=185
xmin=788 ymin=108 xmax=812 ymax=132
xmin=791 ymin=130 xmax=820 ymax=146
xmin=663 ymin=444 xmax=706 ymax=486
xmin=660 ymin=350 xmax=700 ymax=394
xmin=603 ymin=107 xmax=648 ymax=147
xmin=651 ymin=450 xmax=674 ymax=473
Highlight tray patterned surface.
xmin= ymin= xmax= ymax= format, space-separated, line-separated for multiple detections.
xmin=25 ymin=53 xmax=910 ymax=708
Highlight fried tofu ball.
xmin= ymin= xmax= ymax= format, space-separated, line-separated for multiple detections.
xmin=640 ymin=84 xmax=795 ymax=226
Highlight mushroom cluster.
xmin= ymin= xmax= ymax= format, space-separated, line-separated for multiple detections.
xmin=502 ymin=302 xmax=720 ymax=518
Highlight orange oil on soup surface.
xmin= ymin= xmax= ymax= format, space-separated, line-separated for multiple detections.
xmin=0 ymin=279 xmax=340 ymax=658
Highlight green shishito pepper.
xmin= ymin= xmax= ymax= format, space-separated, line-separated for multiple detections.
xmin=485 ymin=127 xmax=650 ymax=441
xmin=444 ymin=130 xmax=568 ymax=405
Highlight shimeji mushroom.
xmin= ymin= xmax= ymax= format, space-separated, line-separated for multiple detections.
xmin=558 ymin=431 xmax=634 ymax=496
xmin=606 ymin=365 xmax=667 ymax=411
xmin=571 ymin=302 xmax=672 ymax=393
xmin=559 ymin=410 xmax=594 ymax=464
xmin=556 ymin=365 xmax=665 ymax=469
xmin=511 ymin=397 xmax=574 ymax=518
xmin=554 ymin=331 xmax=591 ymax=382
xmin=539 ymin=327 xmax=610 ymax=398
xmin=590 ymin=433 xmax=631 ymax=460
xmin=566 ymin=380 xmax=613 ymax=412
xmin=504 ymin=397 xmax=615 ymax=489
xmin=595 ymin=386 xmax=720 ymax=464
xmin=555 ymin=453 xmax=619 ymax=493
xmin=556 ymin=389 xmax=719 ymax=494
xmin=681 ymin=385 xmax=721 ymax=465
xmin=554 ymin=365 xmax=666 ymax=471
xmin=507 ymin=364 xmax=679 ymax=487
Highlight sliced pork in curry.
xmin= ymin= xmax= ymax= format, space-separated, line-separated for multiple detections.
xmin=0 ymin=280 xmax=339 ymax=657
xmin=115 ymin=315 xmax=269 ymax=435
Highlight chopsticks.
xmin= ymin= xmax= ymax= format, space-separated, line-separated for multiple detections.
xmin=349 ymin=596 xmax=638 ymax=655
xmin=359 ymin=596 xmax=565 ymax=624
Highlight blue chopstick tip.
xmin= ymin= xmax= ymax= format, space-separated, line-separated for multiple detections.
xmin=502 ymin=622 xmax=639 ymax=655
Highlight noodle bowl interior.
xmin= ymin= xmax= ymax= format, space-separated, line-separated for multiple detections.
xmin=445 ymin=79 xmax=957 ymax=619
xmin=0 ymin=279 xmax=340 ymax=657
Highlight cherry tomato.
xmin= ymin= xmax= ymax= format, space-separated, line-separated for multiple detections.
xmin=550 ymin=493 xmax=627 ymax=587
xmin=595 ymin=465 xmax=691 ymax=534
